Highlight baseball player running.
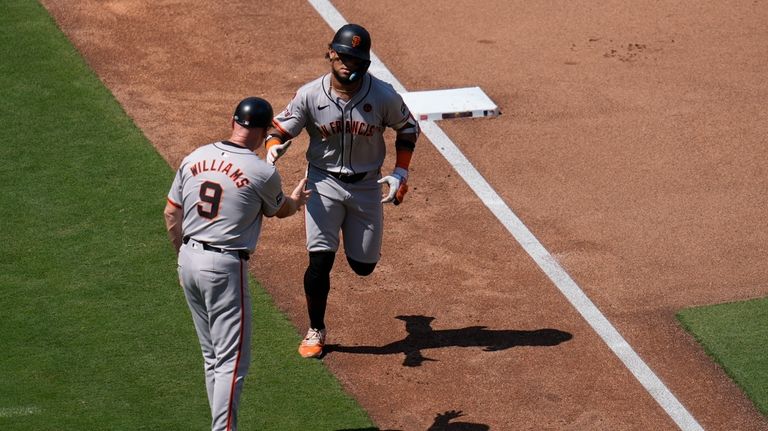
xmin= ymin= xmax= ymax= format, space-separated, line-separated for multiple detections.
xmin=266 ymin=23 xmax=420 ymax=359
xmin=163 ymin=97 xmax=310 ymax=431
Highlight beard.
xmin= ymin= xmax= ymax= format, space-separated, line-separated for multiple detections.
xmin=332 ymin=67 xmax=358 ymax=85
xmin=331 ymin=61 xmax=370 ymax=85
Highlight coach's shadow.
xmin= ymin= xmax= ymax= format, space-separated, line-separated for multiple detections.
xmin=325 ymin=315 xmax=572 ymax=367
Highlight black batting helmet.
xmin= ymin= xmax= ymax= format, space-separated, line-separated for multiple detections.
xmin=233 ymin=97 xmax=273 ymax=129
xmin=331 ymin=24 xmax=371 ymax=61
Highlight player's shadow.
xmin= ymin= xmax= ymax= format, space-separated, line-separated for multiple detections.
xmin=325 ymin=315 xmax=572 ymax=367
xmin=427 ymin=410 xmax=489 ymax=430
xmin=336 ymin=409 xmax=489 ymax=430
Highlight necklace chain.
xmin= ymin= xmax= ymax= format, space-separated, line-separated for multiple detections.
xmin=332 ymin=80 xmax=361 ymax=95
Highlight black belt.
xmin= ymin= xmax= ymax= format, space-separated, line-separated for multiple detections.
xmin=183 ymin=236 xmax=250 ymax=260
xmin=326 ymin=170 xmax=368 ymax=184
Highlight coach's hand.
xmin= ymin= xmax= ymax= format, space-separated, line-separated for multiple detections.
xmin=266 ymin=139 xmax=292 ymax=165
xmin=274 ymin=178 xmax=311 ymax=218
xmin=291 ymin=177 xmax=311 ymax=209
xmin=378 ymin=167 xmax=408 ymax=204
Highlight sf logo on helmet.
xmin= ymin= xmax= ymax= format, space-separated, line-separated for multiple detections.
xmin=351 ymin=35 xmax=361 ymax=47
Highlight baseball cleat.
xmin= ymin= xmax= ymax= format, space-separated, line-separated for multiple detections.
xmin=298 ymin=328 xmax=326 ymax=358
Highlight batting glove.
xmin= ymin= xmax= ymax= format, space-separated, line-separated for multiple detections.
xmin=378 ymin=167 xmax=409 ymax=204
xmin=266 ymin=140 xmax=292 ymax=165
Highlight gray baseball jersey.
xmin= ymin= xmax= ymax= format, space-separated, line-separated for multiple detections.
xmin=167 ymin=141 xmax=285 ymax=253
xmin=167 ymin=140 xmax=284 ymax=430
xmin=273 ymin=73 xmax=415 ymax=174
xmin=273 ymin=73 xmax=416 ymax=262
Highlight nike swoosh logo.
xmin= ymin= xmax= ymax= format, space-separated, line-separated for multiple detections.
xmin=318 ymin=105 xmax=329 ymax=110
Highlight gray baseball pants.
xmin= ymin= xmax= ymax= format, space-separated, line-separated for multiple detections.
xmin=178 ymin=239 xmax=252 ymax=431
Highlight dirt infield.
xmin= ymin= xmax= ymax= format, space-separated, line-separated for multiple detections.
xmin=41 ymin=0 xmax=768 ymax=429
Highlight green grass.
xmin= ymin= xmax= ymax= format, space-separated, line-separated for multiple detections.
xmin=677 ymin=297 xmax=768 ymax=417
xmin=0 ymin=1 xmax=374 ymax=429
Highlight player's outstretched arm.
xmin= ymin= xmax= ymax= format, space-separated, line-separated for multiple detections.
xmin=265 ymin=131 xmax=292 ymax=165
xmin=273 ymin=177 xmax=311 ymax=218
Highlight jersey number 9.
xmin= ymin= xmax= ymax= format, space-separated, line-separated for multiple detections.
xmin=197 ymin=181 xmax=222 ymax=219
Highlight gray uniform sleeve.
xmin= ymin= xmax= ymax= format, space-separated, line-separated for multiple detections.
xmin=259 ymin=169 xmax=286 ymax=217
xmin=273 ymin=90 xmax=309 ymax=138
xmin=384 ymin=88 xmax=419 ymax=134
xmin=167 ymin=163 xmax=185 ymax=206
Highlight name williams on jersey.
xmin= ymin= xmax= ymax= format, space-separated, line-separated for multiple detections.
xmin=189 ymin=159 xmax=250 ymax=188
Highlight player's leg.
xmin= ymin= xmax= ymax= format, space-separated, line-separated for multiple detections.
xmin=206 ymin=254 xmax=252 ymax=431
xmin=342 ymin=181 xmax=383 ymax=274
xmin=347 ymin=255 xmax=377 ymax=275
xmin=177 ymin=243 xmax=217 ymax=410
xmin=301 ymin=189 xmax=344 ymax=358
xmin=305 ymin=187 xmax=345 ymax=256
xmin=304 ymin=251 xmax=335 ymax=330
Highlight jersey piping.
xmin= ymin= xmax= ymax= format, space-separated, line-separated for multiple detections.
xmin=320 ymin=74 xmax=374 ymax=175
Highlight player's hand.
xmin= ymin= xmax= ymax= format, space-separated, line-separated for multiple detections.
xmin=291 ymin=177 xmax=311 ymax=209
xmin=267 ymin=140 xmax=292 ymax=165
xmin=378 ymin=167 xmax=408 ymax=204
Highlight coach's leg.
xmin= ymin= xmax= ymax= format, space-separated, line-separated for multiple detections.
xmin=208 ymin=256 xmax=252 ymax=431
xmin=178 ymin=243 xmax=217 ymax=411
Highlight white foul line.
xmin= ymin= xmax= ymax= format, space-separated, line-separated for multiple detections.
xmin=306 ymin=1 xmax=704 ymax=430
